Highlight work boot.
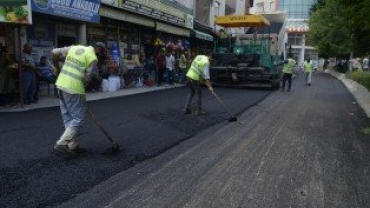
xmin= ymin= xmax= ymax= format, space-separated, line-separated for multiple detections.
xmin=183 ymin=108 xmax=191 ymax=114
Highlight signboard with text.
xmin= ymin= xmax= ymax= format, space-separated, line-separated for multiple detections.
xmin=101 ymin=0 xmax=193 ymax=29
xmin=27 ymin=22 xmax=55 ymax=61
xmin=122 ymin=0 xmax=193 ymax=28
xmin=0 ymin=0 xmax=33 ymax=24
xmin=31 ymin=0 xmax=100 ymax=23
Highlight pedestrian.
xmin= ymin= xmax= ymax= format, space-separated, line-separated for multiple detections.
xmin=281 ymin=55 xmax=296 ymax=92
xmin=52 ymin=42 xmax=106 ymax=156
xmin=21 ymin=43 xmax=37 ymax=104
xmin=165 ymin=50 xmax=175 ymax=87
xmin=37 ymin=56 xmax=57 ymax=83
xmin=178 ymin=50 xmax=188 ymax=84
xmin=0 ymin=45 xmax=16 ymax=106
xmin=303 ymin=57 xmax=313 ymax=86
xmin=183 ymin=54 xmax=214 ymax=115
xmin=363 ymin=57 xmax=369 ymax=71
xmin=155 ymin=48 xmax=166 ymax=86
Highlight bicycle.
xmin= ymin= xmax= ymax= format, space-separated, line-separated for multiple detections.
xmin=123 ymin=67 xmax=156 ymax=88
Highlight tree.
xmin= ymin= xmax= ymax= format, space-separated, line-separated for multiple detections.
xmin=308 ymin=0 xmax=352 ymax=57
xmin=308 ymin=0 xmax=370 ymax=57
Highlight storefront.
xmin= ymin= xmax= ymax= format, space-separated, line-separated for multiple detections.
xmin=29 ymin=0 xmax=101 ymax=63
xmin=0 ymin=0 xmax=32 ymax=106
xmin=191 ymin=21 xmax=215 ymax=57
xmin=99 ymin=0 xmax=193 ymax=67
xmin=92 ymin=5 xmax=157 ymax=71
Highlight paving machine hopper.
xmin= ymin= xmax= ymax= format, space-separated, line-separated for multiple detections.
xmin=211 ymin=14 xmax=283 ymax=89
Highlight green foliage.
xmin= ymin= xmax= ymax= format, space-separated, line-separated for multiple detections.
xmin=308 ymin=0 xmax=370 ymax=57
xmin=362 ymin=127 xmax=370 ymax=134
xmin=346 ymin=71 xmax=370 ymax=90
xmin=308 ymin=0 xmax=352 ymax=57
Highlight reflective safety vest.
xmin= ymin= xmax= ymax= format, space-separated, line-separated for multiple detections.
xmin=186 ymin=55 xmax=209 ymax=81
xmin=56 ymin=46 xmax=97 ymax=94
xmin=304 ymin=60 xmax=313 ymax=73
xmin=283 ymin=58 xmax=296 ymax=74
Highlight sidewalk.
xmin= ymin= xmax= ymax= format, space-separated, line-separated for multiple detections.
xmin=325 ymin=69 xmax=370 ymax=117
xmin=0 ymin=85 xmax=182 ymax=113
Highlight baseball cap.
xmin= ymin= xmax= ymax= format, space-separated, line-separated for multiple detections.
xmin=94 ymin=42 xmax=107 ymax=50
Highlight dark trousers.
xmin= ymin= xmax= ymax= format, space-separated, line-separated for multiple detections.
xmin=166 ymin=68 xmax=174 ymax=85
xmin=282 ymin=73 xmax=292 ymax=91
xmin=157 ymin=69 xmax=165 ymax=86
xmin=184 ymin=79 xmax=202 ymax=111
xmin=22 ymin=71 xmax=36 ymax=103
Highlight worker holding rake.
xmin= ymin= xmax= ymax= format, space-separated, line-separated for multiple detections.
xmin=183 ymin=53 xmax=214 ymax=115
xmin=52 ymin=42 xmax=106 ymax=157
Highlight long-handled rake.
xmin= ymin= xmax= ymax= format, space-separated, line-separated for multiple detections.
xmin=86 ymin=106 xmax=121 ymax=155
xmin=211 ymin=91 xmax=238 ymax=122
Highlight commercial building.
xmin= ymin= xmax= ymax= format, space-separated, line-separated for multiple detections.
xmin=250 ymin=0 xmax=318 ymax=65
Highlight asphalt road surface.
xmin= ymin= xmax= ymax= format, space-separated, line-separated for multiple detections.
xmin=0 ymin=86 xmax=271 ymax=208
xmin=55 ymin=72 xmax=370 ymax=208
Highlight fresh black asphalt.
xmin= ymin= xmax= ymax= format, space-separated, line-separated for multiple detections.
xmin=54 ymin=72 xmax=370 ymax=208
xmin=0 ymin=86 xmax=271 ymax=208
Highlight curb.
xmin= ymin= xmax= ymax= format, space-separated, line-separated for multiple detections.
xmin=326 ymin=69 xmax=370 ymax=118
xmin=0 ymin=85 xmax=185 ymax=113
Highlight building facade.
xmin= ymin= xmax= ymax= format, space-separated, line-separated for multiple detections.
xmin=250 ymin=0 xmax=318 ymax=65
xmin=277 ymin=0 xmax=318 ymax=64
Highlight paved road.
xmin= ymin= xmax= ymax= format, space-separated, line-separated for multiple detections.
xmin=55 ymin=72 xmax=370 ymax=208
xmin=0 ymin=86 xmax=270 ymax=208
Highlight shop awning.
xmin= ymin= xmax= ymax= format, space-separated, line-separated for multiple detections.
xmin=194 ymin=30 xmax=213 ymax=41
xmin=156 ymin=22 xmax=191 ymax=37
xmin=215 ymin=14 xmax=270 ymax=28
xmin=100 ymin=6 xmax=155 ymax=28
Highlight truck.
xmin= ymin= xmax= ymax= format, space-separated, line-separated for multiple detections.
xmin=210 ymin=14 xmax=284 ymax=89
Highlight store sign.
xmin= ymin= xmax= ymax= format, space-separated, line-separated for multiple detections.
xmin=27 ymin=22 xmax=55 ymax=61
xmin=0 ymin=0 xmax=33 ymax=24
xmin=31 ymin=0 xmax=100 ymax=23
xmin=121 ymin=0 xmax=193 ymax=29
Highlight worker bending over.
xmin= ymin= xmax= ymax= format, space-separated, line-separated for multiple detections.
xmin=52 ymin=42 xmax=106 ymax=156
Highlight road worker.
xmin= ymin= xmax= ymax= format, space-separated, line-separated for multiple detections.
xmin=303 ymin=57 xmax=313 ymax=86
xmin=281 ymin=55 xmax=297 ymax=92
xmin=52 ymin=42 xmax=106 ymax=156
xmin=183 ymin=54 xmax=214 ymax=115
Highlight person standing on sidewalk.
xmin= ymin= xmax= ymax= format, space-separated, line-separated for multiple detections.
xmin=303 ymin=57 xmax=313 ymax=86
xmin=281 ymin=55 xmax=296 ymax=92
xmin=155 ymin=48 xmax=166 ymax=86
xmin=178 ymin=50 xmax=188 ymax=84
xmin=165 ymin=50 xmax=175 ymax=87
xmin=183 ymin=54 xmax=214 ymax=115
xmin=21 ymin=43 xmax=37 ymax=104
xmin=363 ymin=57 xmax=369 ymax=71
xmin=52 ymin=42 xmax=106 ymax=156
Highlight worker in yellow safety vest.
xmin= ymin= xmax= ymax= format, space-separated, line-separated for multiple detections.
xmin=281 ymin=55 xmax=297 ymax=92
xmin=303 ymin=57 xmax=313 ymax=86
xmin=51 ymin=42 xmax=107 ymax=156
xmin=184 ymin=54 xmax=214 ymax=115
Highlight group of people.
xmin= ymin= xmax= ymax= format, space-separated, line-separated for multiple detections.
xmin=149 ymin=48 xmax=189 ymax=87
xmin=50 ymin=41 xmax=214 ymax=157
xmin=21 ymin=43 xmax=58 ymax=104
xmin=0 ymin=44 xmax=57 ymax=106
xmin=280 ymin=55 xmax=315 ymax=92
